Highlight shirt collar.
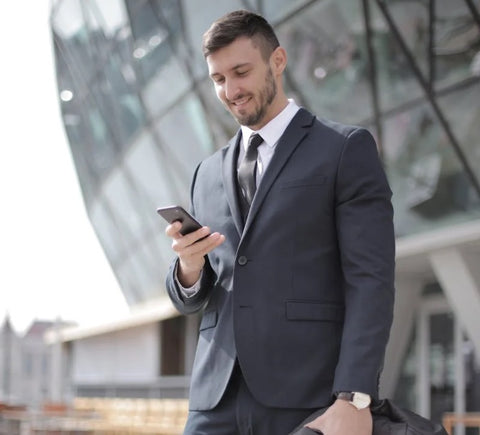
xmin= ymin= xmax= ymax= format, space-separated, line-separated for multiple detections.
xmin=241 ymin=99 xmax=300 ymax=151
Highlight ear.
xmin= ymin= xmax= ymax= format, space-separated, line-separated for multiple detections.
xmin=270 ymin=46 xmax=287 ymax=75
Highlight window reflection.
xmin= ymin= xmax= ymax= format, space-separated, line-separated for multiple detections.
xmin=142 ymin=50 xmax=190 ymax=117
xmin=85 ymin=0 xmax=127 ymax=37
xmin=154 ymin=95 xmax=216 ymax=188
xmin=384 ymin=97 xmax=480 ymax=237
xmin=126 ymin=0 xmax=183 ymax=84
xmin=277 ymin=0 xmax=372 ymax=124
xmin=434 ymin=0 xmax=480 ymax=86
xmin=90 ymin=199 xmax=126 ymax=265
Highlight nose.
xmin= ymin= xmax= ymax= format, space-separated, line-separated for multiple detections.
xmin=224 ymin=78 xmax=240 ymax=102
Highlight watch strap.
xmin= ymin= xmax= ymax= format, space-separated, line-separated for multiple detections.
xmin=336 ymin=391 xmax=355 ymax=401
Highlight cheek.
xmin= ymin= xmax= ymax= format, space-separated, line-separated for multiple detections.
xmin=215 ymin=86 xmax=226 ymax=101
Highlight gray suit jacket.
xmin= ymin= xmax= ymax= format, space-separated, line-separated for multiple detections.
xmin=166 ymin=108 xmax=395 ymax=411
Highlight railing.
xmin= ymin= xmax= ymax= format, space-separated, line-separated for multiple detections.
xmin=0 ymin=398 xmax=189 ymax=435
xmin=442 ymin=412 xmax=480 ymax=435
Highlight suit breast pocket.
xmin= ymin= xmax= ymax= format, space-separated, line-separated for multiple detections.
xmin=280 ymin=175 xmax=329 ymax=189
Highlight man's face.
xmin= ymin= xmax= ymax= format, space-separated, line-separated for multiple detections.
xmin=207 ymin=37 xmax=278 ymax=130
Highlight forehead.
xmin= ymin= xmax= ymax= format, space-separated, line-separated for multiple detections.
xmin=206 ymin=37 xmax=264 ymax=75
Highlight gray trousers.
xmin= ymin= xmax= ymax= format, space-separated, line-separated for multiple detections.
xmin=183 ymin=363 xmax=317 ymax=435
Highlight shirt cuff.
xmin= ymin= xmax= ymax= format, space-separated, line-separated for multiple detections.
xmin=174 ymin=261 xmax=202 ymax=298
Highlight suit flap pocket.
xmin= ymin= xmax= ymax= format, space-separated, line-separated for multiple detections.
xmin=199 ymin=310 xmax=218 ymax=330
xmin=286 ymin=301 xmax=344 ymax=322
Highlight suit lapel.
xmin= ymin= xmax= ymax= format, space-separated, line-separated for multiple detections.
xmin=244 ymin=108 xmax=315 ymax=232
xmin=222 ymin=131 xmax=244 ymax=236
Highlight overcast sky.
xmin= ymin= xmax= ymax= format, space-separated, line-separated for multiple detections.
xmin=0 ymin=2 xmax=129 ymax=333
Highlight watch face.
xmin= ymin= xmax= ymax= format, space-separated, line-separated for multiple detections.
xmin=352 ymin=392 xmax=371 ymax=409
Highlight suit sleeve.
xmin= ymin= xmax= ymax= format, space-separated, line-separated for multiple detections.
xmin=165 ymin=162 xmax=216 ymax=315
xmin=332 ymin=128 xmax=395 ymax=398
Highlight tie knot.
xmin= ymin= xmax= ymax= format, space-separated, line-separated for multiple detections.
xmin=248 ymin=133 xmax=263 ymax=150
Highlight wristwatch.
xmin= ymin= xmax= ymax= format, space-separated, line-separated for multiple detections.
xmin=336 ymin=391 xmax=371 ymax=410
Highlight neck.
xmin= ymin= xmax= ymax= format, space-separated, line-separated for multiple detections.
xmin=251 ymin=95 xmax=289 ymax=131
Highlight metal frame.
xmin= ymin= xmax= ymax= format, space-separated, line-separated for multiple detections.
xmin=374 ymin=0 xmax=480 ymax=197
xmin=362 ymin=0 xmax=384 ymax=157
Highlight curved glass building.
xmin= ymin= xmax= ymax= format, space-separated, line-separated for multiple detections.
xmin=50 ymin=0 xmax=480 ymax=422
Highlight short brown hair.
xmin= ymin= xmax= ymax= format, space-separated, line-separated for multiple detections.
xmin=202 ymin=10 xmax=280 ymax=61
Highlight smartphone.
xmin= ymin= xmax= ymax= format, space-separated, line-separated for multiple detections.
xmin=157 ymin=205 xmax=204 ymax=236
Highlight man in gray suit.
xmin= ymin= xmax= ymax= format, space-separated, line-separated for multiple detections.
xmin=165 ymin=9 xmax=395 ymax=435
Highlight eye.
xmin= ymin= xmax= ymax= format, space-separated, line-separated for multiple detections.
xmin=212 ymin=76 xmax=225 ymax=84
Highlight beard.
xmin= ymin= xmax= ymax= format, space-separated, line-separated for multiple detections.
xmin=229 ymin=66 xmax=277 ymax=127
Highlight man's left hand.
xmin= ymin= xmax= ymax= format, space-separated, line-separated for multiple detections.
xmin=305 ymin=399 xmax=372 ymax=435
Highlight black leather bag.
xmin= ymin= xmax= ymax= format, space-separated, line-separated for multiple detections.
xmin=289 ymin=398 xmax=448 ymax=434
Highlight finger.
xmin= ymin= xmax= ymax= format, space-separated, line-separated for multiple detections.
xmin=173 ymin=232 xmax=224 ymax=256
xmin=172 ymin=227 xmax=211 ymax=249
xmin=188 ymin=233 xmax=225 ymax=256
xmin=165 ymin=221 xmax=183 ymax=238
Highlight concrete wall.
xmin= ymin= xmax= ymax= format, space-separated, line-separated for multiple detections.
xmin=72 ymin=323 xmax=159 ymax=385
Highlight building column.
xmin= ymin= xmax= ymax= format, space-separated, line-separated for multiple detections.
xmin=49 ymin=320 xmax=63 ymax=403
xmin=429 ymin=248 xmax=480 ymax=364
xmin=380 ymin=277 xmax=423 ymax=397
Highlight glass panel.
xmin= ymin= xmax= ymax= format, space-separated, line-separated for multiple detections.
xmin=141 ymin=235 xmax=169 ymax=296
xmin=153 ymin=95 xmax=217 ymax=200
xmin=64 ymin=99 xmax=115 ymax=195
xmin=384 ymin=1 xmax=430 ymax=75
xmin=433 ymin=0 xmax=480 ymax=88
xmin=436 ymin=78 xmax=480 ymax=195
xmin=182 ymin=0 xmax=246 ymax=79
xmin=262 ymin=0 xmax=314 ymax=23
xmin=373 ymin=0 xmax=480 ymax=113
xmin=277 ymin=0 xmax=374 ymax=124
xmin=85 ymin=0 xmax=127 ymax=37
xmin=89 ymin=199 xmax=126 ymax=265
xmin=384 ymin=91 xmax=480 ymax=237
xmin=115 ymin=259 xmax=142 ymax=305
xmin=152 ymin=231 xmax=176 ymax=284
xmin=127 ymin=0 xmax=183 ymax=85
xmin=51 ymin=0 xmax=97 ymax=91
xmin=127 ymin=246 xmax=159 ymax=301
xmin=369 ymin=1 xmax=425 ymax=115
xmin=96 ymin=54 xmax=145 ymax=148
xmin=141 ymin=48 xmax=190 ymax=117
xmin=51 ymin=0 xmax=85 ymax=39
xmin=117 ymin=236 xmax=167 ymax=304
xmin=125 ymin=130 xmax=187 ymax=216
xmin=54 ymin=40 xmax=99 ymax=205
xmin=102 ymin=168 xmax=143 ymax=247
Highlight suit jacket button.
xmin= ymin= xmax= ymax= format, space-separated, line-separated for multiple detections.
xmin=238 ymin=256 xmax=248 ymax=265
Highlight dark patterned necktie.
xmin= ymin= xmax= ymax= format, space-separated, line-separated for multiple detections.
xmin=238 ymin=133 xmax=263 ymax=210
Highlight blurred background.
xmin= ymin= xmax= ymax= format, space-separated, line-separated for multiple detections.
xmin=1 ymin=0 xmax=480 ymax=434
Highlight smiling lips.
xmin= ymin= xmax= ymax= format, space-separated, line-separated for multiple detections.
xmin=231 ymin=96 xmax=251 ymax=108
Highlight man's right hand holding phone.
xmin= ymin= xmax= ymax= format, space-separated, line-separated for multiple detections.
xmin=165 ymin=221 xmax=225 ymax=287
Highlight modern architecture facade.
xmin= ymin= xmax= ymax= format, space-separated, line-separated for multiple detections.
xmin=49 ymin=0 xmax=480 ymax=425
